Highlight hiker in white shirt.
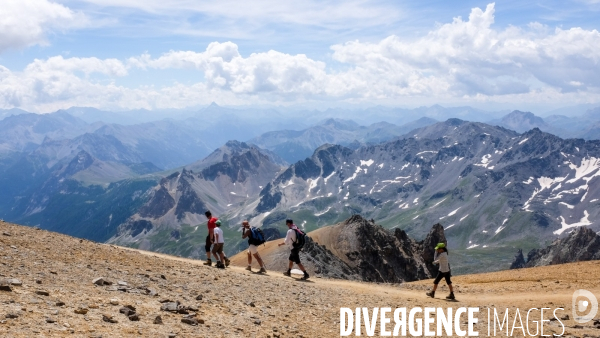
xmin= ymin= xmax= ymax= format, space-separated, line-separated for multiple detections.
xmin=211 ymin=222 xmax=226 ymax=269
xmin=278 ymin=219 xmax=309 ymax=280
xmin=426 ymin=242 xmax=455 ymax=300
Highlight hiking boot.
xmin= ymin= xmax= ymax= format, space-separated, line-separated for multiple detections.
xmin=283 ymin=270 xmax=291 ymax=277
xmin=258 ymin=267 xmax=267 ymax=274
xmin=203 ymin=259 xmax=212 ymax=266
xmin=216 ymin=262 xmax=225 ymax=269
xmin=245 ymin=266 xmax=252 ymax=272
xmin=224 ymin=257 xmax=231 ymax=267
xmin=301 ymin=272 xmax=310 ymax=280
xmin=446 ymin=293 xmax=455 ymax=300
xmin=426 ymin=291 xmax=435 ymax=298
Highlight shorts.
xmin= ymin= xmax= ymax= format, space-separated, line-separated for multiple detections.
xmin=212 ymin=243 xmax=224 ymax=255
xmin=288 ymin=248 xmax=301 ymax=264
xmin=205 ymin=234 xmax=212 ymax=253
xmin=433 ymin=271 xmax=452 ymax=285
xmin=248 ymin=244 xmax=258 ymax=255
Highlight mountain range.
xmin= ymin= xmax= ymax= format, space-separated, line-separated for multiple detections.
xmin=2 ymin=104 xmax=600 ymax=274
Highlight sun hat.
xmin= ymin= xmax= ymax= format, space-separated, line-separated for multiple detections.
xmin=434 ymin=242 xmax=446 ymax=250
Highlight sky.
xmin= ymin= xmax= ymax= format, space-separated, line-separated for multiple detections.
xmin=0 ymin=0 xmax=599 ymax=113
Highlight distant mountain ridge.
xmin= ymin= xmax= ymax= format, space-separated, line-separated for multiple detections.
xmin=249 ymin=117 xmax=437 ymax=163
xmin=493 ymin=110 xmax=550 ymax=133
xmin=490 ymin=108 xmax=600 ymax=140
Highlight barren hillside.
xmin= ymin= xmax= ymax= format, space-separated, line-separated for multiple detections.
xmin=1 ymin=220 xmax=599 ymax=337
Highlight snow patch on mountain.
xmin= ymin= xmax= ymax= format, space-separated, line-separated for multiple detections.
xmin=559 ymin=202 xmax=575 ymax=209
xmin=431 ymin=198 xmax=447 ymax=208
xmin=474 ymin=154 xmax=492 ymax=168
xmin=555 ymin=210 xmax=592 ymax=235
xmin=308 ymin=178 xmax=319 ymax=191
xmin=447 ymin=207 xmax=460 ymax=217
xmin=360 ymin=159 xmax=374 ymax=167
xmin=324 ymin=171 xmax=335 ymax=183
xmin=315 ymin=207 xmax=331 ymax=217
xmin=343 ymin=166 xmax=363 ymax=183
xmin=566 ymin=157 xmax=600 ymax=184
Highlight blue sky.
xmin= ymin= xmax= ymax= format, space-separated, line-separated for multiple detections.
xmin=1 ymin=0 xmax=599 ymax=113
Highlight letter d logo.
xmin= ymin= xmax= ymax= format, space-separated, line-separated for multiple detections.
xmin=572 ymin=289 xmax=598 ymax=323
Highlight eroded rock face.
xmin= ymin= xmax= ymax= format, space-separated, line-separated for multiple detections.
xmin=511 ymin=227 xmax=600 ymax=269
xmin=301 ymin=215 xmax=447 ymax=283
xmin=510 ymin=249 xmax=526 ymax=269
xmin=139 ymin=186 xmax=175 ymax=219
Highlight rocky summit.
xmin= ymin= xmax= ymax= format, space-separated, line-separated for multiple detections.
xmin=290 ymin=215 xmax=446 ymax=282
xmin=511 ymin=226 xmax=600 ymax=269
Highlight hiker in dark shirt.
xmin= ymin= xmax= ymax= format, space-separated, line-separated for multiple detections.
xmin=241 ymin=220 xmax=267 ymax=273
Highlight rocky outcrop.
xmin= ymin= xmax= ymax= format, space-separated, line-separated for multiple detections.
xmin=139 ymin=185 xmax=175 ymax=219
xmin=301 ymin=237 xmax=360 ymax=280
xmin=301 ymin=215 xmax=447 ymax=283
xmin=118 ymin=220 xmax=153 ymax=237
xmin=511 ymin=227 xmax=600 ymax=269
xmin=174 ymin=170 xmax=206 ymax=220
xmin=510 ymin=249 xmax=526 ymax=269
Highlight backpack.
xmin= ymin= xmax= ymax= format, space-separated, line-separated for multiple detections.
xmin=292 ymin=228 xmax=306 ymax=250
xmin=249 ymin=227 xmax=266 ymax=246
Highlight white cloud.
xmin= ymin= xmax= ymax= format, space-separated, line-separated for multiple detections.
xmin=330 ymin=3 xmax=600 ymax=96
xmin=129 ymin=42 xmax=328 ymax=96
xmin=0 ymin=54 xmax=253 ymax=112
xmin=1 ymin=3 xmax=599 ymax=112
xmin=0 ymin=0 xmax=87 ymax=52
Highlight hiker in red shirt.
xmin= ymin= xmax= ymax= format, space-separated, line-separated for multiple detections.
xmin=203 ymin=210 xmax=230 ymax=267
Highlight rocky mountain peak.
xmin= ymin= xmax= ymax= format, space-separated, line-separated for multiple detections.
xmin=420 ymin=223 xmax=447 ymax=264
xmin=63 ymin=150 xmax=95 ymax=177
xmin=497 ymin=110 xmax=549 ymax=133
xmin=320 ymin=118 xmax=360 ymax=131
xmin=297 ymin=215 xmax=447 ymax=282
xmin=223 ymin=140 xmax=251 ymax=153
xmin=511 ymin=227 xmax=600 ymax=268
xmin=510 ymin=249 xmax=526 ymax=269
xmin=444 ymin=118 xmax=466 ymax=127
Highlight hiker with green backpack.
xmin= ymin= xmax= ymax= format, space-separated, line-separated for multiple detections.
xmin=241 ymin=220 xmax=267 ymax=273
xmin=278 ymin=219 xmax=309 ymax=280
